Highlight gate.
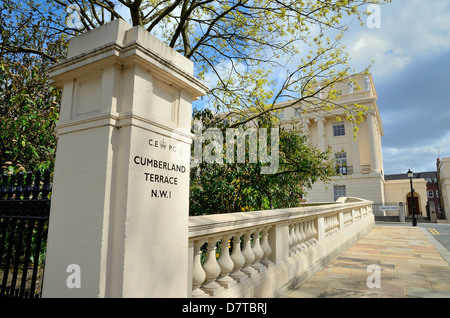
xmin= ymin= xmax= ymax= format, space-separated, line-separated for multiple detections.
xmin=0 ymin=170 xmax=51 ymax=298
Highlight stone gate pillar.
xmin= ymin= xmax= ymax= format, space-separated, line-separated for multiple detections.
xmin=42 ymin=19 xmax=207 ymax=297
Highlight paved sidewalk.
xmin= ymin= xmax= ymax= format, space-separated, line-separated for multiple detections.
xmin=285 ymin=225 xmax=450 ymax=298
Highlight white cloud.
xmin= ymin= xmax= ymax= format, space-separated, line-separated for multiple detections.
xmin=339 ymin=1 xmax=450 ymax=175
xmin=343 ymin=0 xmax=450 ymax=78
xmin=387 ymin=0 xmax=450 ymax=55
xmin=347 ymin=34 xmax=410 ymax=76
xmin=383 ymin=132 xmax=450 ymax=174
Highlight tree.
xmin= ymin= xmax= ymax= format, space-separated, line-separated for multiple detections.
xmin=189 ymin=109 xmax=335 ymax=215
xmin=0 ymin=0 xmax=68 ymax=172
xmin=31 ymin=0 xmax=389 ymax=127
xmin=0 ymin=0 xmax=389 ymax=212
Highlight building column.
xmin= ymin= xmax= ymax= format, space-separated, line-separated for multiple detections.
xmin=367 ymin=110 xmax=381 ymax=174
xmin=301 ymin=116 xmax=310 ymax=142
xmin=351 ymin=123 xmax=361 ymax=175
xmin=314 ymin=117 xmax=326 ymax=152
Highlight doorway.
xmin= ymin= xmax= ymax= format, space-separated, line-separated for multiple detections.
xmin=407 ymin=194 xmax=420 ymax=216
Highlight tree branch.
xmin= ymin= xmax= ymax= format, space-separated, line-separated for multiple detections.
xmin=0 ymin=44 xmax=58 ymax=62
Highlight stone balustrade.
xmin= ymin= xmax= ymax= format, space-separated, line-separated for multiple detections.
xmin=41 ymin=20 xmax=376 ymax=298
xmin=188 ymin=197 xmax=375 ymax=298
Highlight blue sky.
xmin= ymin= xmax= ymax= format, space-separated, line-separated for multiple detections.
xmin=191 ymin=0 xmax=450 ymax=175
xmin=341 ymin=0 xmax=450 ymax=174
xmin=114 ymin=0 xmax=450 ymax=175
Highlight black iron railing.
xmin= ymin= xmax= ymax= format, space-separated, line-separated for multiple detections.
xmin=0 ymin=170 xmax=51 ymax=298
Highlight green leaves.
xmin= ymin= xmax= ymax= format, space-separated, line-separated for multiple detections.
xmin=0 ymin=0 xmax=67 ymax=172
xmin=189 ymin=109 xmax=336 ymax=215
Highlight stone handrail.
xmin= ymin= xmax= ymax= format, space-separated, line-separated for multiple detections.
xmin=188 ymin=197 xmax=374 ymax=298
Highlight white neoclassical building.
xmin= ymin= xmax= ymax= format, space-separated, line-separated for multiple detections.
xmin=275 ymin=73 xmax=385 ymax=203
xmin=216 ymin=73 xmax=440 ymax=219
xmin=437 ymin=157 xmax=450 ymax=220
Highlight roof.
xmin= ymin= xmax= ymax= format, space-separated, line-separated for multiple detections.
xmin=384 ymin=171 xmax=437 ymax=181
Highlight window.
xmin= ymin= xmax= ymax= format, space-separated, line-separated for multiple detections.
xmin=436 ymin=190 xmax=439 ymax=198
xmin=335 ymin=152 xmax=348 ymax=175
xmin=334 ymin=185 xmax=346 ymax=201
xmin=333 ymin=123 xmax=345 ymax=137
xmin=428 ymin=190 xmax=434 ymax=198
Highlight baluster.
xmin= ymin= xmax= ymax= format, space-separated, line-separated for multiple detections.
xmin=217 ymin=234 xmax=236 ymax=288
xmin=295 ymin=221 xmax=303 ymax=250
xmin=260 ymin=226 xmax=272 ymax=267
xmin=241 ymin=230 xmax=257 ymax=277
xmin=293 ymin=222 xmax=301 ymax=253
xmin=308 ymin=218 xmax=317 ymax=244
xmin=330 ymin=216 xmax=335 ymax=235
xmin=295 ymin=219 xmax=304 ymax=252
xmin=303 ymin=218 xmax=311 ymax=245
xmin=330 ymin=215 xmax=336 ymax=235
xmin=192 ymin=240 xmax=207 ymax=297
xmin=309 ymin=218 xmax=316 ymax=244
xmin=299 ymin=220 xmax=307 ymax=249
xmin=325 ymin=216 xmax=331 ymax=237
xmin=287 ymin=223 xmax=293 ymax=254
xmin=230 ymin=232 xmax=247 ymax=283
xmin=334 ymin=215 xmax=339 ymax=233
xmin=311 ymin=218 xmax=318 ymax=243
xmin=251 ymin=228 xmax=265 ymax=272
xmin=289 ymin=223 xmax=297 ymax=255
xmin=294 ymin=220 xmax=302 ymax=253
xmin=201 ymin=237 xmax=224 ymax=296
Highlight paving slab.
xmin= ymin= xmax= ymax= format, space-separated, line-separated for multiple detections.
xmin=285 ymin=225 xmax=450 ymax=298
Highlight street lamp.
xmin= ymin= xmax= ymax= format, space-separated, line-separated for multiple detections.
xmin=407 ymin=169 xmax=417 ymax=227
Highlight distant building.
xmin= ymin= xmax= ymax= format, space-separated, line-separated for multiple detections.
xmin=384 ymin=171 xmax=441 ymax=220
xmin=437 ymin=157 xmax=450 ymax=220
xmin=213 ymin=73 xmax=446 ymax=220
xmin=274 ymin=73 xmax=385 ymax=204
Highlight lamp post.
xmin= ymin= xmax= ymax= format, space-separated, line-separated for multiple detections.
xmin=407 ymin=169 xmax=417 ymax=226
